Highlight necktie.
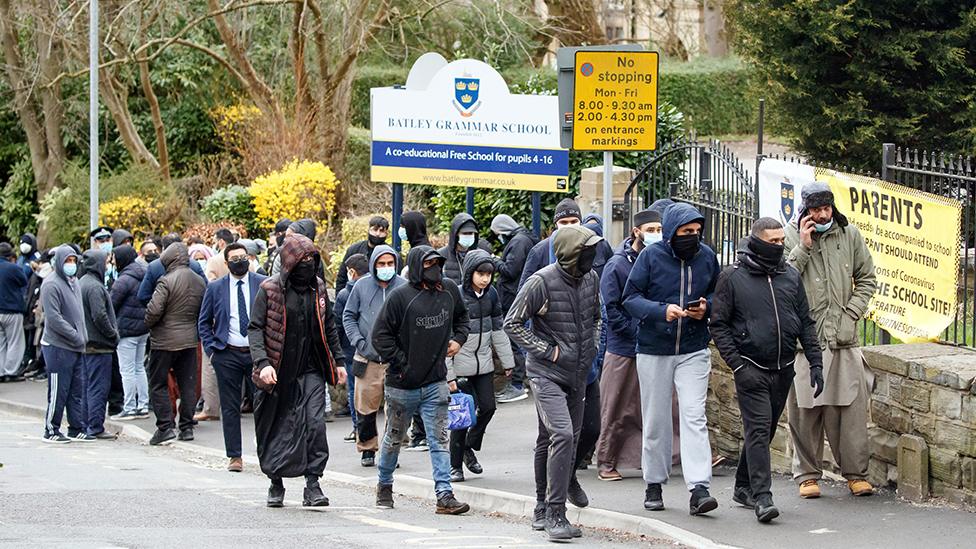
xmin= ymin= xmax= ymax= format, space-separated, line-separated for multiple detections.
xmin=237 ymin=280 xmax=249 ymax=336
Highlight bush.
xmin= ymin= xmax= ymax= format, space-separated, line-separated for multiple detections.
xmin=99 ymin=195 xmax=182 ymax=242
xmin=0 ymin=156 xmax=38 ymax=238
xmin=200 ymin=184 xmax=258 ymax=235
xmin=249 ymin=159 xmax=340 ymax=233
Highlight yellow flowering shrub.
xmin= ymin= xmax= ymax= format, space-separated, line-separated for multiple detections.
xmin=249 ymin=159 xmax=339 ymax=233
xmin=212 ymin=103 xmax=262 ymax=151
xmin=99 ymin=195 xmax=180 ymax=239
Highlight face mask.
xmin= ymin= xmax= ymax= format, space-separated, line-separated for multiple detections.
xmin=368 ymin=233 xmax=386 ymax=247
xmin=276 ymin=234 xmax=285 ymax=247
xmin=748 ymin=235 xmax=784 ymax=271
xmin=814 ymin=219 xmax=833 ymax=233
xmin=670 ymin=233 xmax=701 ymax=261
xmin=19 ymin=243 xmax=31 ymax=255
xmin=643 ymin=232 xmax=663 ymax=247
xmin=458 ymin=234 xmax=476 ymax=249
xmin=38 ymin=263 xmax=53 ymax=278
xmin=144 ymin=253 xmax=159 ymax=264
xmin=99 ymin=242 xmax=112 ymax=253
xmin=398 ymin=227 xmax=408 ymax=242
xmin=499 ymin=234 xmax=507 ymax=245
xmin=196 ymin=259 xmax=208 ymax=271
xmin=575 ymin=246 xmax=597 ymax=276
xmin=289 ymin=260 xmax=316 ymax=288
xmin=422 ymin=263 xmax=443 ymax=286
xmin=63 ymin=263 xmax=78 ymax=277
xmin=376 ymin=266 xmax=396 ymax=282
xmin=104 ymin=265 xmax=116 ymax=282
xmin=556 ymin=222 xmax=579 ymax=230
xmin=228 ymin=258 xmax=250 ymax=277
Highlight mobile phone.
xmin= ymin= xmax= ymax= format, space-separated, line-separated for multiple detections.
xmin=685 ymin=301 xmax=701 ymax=311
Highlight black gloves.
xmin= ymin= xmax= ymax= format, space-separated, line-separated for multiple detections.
xmin=810 ymin=366 xmax=824 ymax=398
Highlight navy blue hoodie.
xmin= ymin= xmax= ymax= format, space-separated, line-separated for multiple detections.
xmin=622 ymin=203 xmax=720 ymax=356
xmin=600 ymin=237 xmax=641 ymax=357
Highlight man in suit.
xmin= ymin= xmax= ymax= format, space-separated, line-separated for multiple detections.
xmin=198 ymin=242 xmax=267 ymax=472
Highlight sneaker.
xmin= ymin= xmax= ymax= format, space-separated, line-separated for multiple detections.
xmin=149 ymin=429 xmax=176 ymax=446
xmin=405 ymin=439 xmax=428 ymax=452
xmin=135 ymin=408 xmax=151 ymax=419
xmin=361 ymin=450 xmax=375 ymax=467
xmin=644 ymin=483 xmax=664 ymax=511
xmin=799 ymin=479 xmax=821 ymax=499
xmin=567 ymin=475 xmax=589 ymax=508
xmin=732 ymin=485 xmax=755 ymax=508
xmin=110 ymin=410 xmax=139 ymax=421
xmin=94 ymin=431 xmax=118 ymax=440
xmin=754 ymin=494 xmax=779 ymax=523
xmin=848 ymin=479 xmax=874 ymax=496
xmin=177 ymin=428 xmax=194 ymax=441
xmin=72 ymin=433 xmax=96 ymax=442
xmin=435 ymin=492 xmax=470 ymax=515
xmin=376 ymin=483 xmax=394 ymax=509
xmin=324 ymin=411 xmax=334 ymax=423
xmin=531 ymin=501 xmax=546 ymax=531
xmin=689 ymin=484 xmax=718 ymax=516
xmin=544 ymin=506 xmax=574 ymax=541
xmin=450 ymin=467 xmax=465 ymax=483
xmin=463 ymin=448 xmax=483 ymax=474
xmin=42 ymin=433 xmax=71 ymax=444
xmin=496 ymin=385 xmax=528 ymax=403
xmin=303 ymin=484 xmax=330 ymax=507
xmin=343 ymin=430 xmax=356 ymax=443
xmin=598 ymin=469 xmax=623 ymax=481
xmin=267 ymin=481 xmax=285 ymax=508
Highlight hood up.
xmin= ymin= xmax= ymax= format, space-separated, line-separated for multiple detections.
xmin=160 ymin=242 xmax=190 ymax=274
xmin=447 ymin=212 xmax=481 ymax=251
xmin=583 ymin=213 xmax=604 ymax=237
xmin=52 ymin=244 xmax=81 ymax=282
xmin=401 ymin=211 xmax=430 ymax=247
xmin=406 ymin=245 xmax=445 ymax=287
xmin=490 ymin=214 xmax=521 ymax=236
xmin=289 ymin=218 xmax=317 ymax=240
xmin=368 ymin=244 xmax=399 ymax=278
xmin=20 ymin=233 xmax=38 ymax=253
xmin=461 ymin=248 xmax=495 ymax=290
xmin=278 ymin=234 xmax=320 ymax=288
xmin=552 ymin=225 xmax=602 ymax=278
xmin=113 ymin=244 xmax=138 ymax=272
xmin=662 ymin=202 xmax=705 ymax=244
xmin=112 ymin=229 xmax=133 ymax=248
xmin=82 ymin=249 xmax=108 ymax=280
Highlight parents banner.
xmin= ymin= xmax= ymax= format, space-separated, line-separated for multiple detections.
xmin=758 ymin=160 xmax=962 ymax=342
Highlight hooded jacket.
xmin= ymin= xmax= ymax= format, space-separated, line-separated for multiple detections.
xmin=437 ymin=213 xmax=492 ymax=284
xmin=600 ymin=237 xmax=642 ymax=357
xmin=110 ymin=245 xmax=148 ymax=338
xmin=582 ymin=214 xmax=616 ymax=277
xmin=710 ymin=238 xmax=823 ymax=371
xmin=371 ymin=246 xmax=470 ymax=390
xmin=518 ymin=227 xmax=614 ymax=290
xmin=137 ymin=252 xmax=206 ymax=305
xmin=79 ymin=249 xmax=120 ymax=352
xmin=504 ymin=226 xmax=603 ymax=391
xmin=401 ymin=211 xmax=431 ymax=247
xmin=622 ymin=203 xmax=720 ymax=356
xmin=248 ymin=234 xmax=343 ymax=389
xmin=111 ymin=229 xmax=133 ymax=248
xmin=0 ymin=252 xmax=28 ymax=314
xmin=145 ymin=243 xmax=207 ymax=351
xmin=40 ymin=245 xmax=88 ymax=352
xmin=16 ymin=233 xmax=39 ymax=280
xmin=342 ymin=245 xmax=407 ymax=363
xmin=491 ymin=216 xmax=539 ymax=312
xmin=447 ymin=250 xmax=516 ymax=380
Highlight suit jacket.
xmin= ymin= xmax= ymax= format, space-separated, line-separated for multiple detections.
xmin=198 ymin=271 xmax=267 ymax=357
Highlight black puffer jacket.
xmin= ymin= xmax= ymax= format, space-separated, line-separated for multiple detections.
xmin=504 ymin=226 xmax=602 ymax=391
xmin=110 ymin=245 xmax=148 ymax=338
xmin=79 ymin=250 xmax=120 ymax=352
xmin=495 ymin=226 xmax=539 ymax=312
xmin=437 ymin=213 xmax=492 ymax=284
xmin=709 ymin=238 xmax=823 ymax=371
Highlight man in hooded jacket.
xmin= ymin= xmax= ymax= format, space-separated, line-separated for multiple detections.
xmin=79 ymin=249 xmax=120 ymax=439
xmin=248 ymin=234 xmax=347 ymax=508
xmin=335 ymin=216 xmax=391 ymax=293
xmin=399 ymin=211 xmax=432 ymax=249
xmin=504 ymin=225 xmax=603 ymax=542
xmin=438 ymin=213 xmax=492 ymax=284
xmin=110 ymin=245 xmax=150 ymax=420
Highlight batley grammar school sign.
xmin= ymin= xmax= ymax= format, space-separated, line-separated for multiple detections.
xmin=371 ymin=58 xmax=569 ymax=193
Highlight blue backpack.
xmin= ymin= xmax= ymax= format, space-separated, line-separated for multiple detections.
xmin=448 ymin=392 xmax=477 ymax=431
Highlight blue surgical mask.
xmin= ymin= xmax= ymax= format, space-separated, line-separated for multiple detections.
xmin=458 ymin=234 xmax=476 ymax=249
xmin=398 ymin=227 xmax=408 ymax=242
xmin=376 ymin=266 xmax=396 ymax=282
xmin=197 ymin=259 xmax=208 ymax=271
xmin=814 ymin=219 xmax=833 ymax=233
xmin=643 ymin=232 xmax=663 ymax=247
xmin=63 ymin=263 xmax=77 ymax=277
xmin=99 ymin=242 xmax=112 ymax=253
xmin=104 ymin=265 xmax=116 ymax=282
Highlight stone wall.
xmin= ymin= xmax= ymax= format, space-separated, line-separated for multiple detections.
xmin=706 ymin=343 xmax=976 ymax=504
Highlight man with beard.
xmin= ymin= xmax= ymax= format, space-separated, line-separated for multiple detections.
xmin=335 ymin=216 xmax=391 ymax=293
xmin=248 ymin=234 xmax=347 ymax=508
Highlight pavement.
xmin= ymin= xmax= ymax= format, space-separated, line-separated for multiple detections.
xmin=3 ymin=377 xmax=976 ymax=548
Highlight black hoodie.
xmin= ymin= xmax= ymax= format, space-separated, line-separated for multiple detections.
xmin=371 ymin=245 xmax=470 ymax=390
xmin=436 ymin=213 xmax=492 ymax=284
xmin=79 ymin=249 xmax=120 ymax=352
xmin=401 ymin=211 xmax=431 ymax=247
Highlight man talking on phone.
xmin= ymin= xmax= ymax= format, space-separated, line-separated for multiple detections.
xmin=623 ymin=203 xmax=720 ymax=516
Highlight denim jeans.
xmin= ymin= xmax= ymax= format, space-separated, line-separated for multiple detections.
xmin=377 ymin=381 xmax=452 ymax=496
xmin=116 ymin=334 xmax=149 ymax=413
xmin=344 ymin=361 xmax=357 ymax=428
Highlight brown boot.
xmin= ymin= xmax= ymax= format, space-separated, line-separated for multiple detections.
xmin=799 ymin=479 xmax=821 ymax=499
xmin=848 ymin=479 xmax=874 ymax=496
xmin=227 ymin=457 xmax=243 ymax=472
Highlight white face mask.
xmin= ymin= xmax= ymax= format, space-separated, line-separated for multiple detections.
xmin=19 ymin=243 xmax=31 ymax=255
xmin=643 ymin=232 xmax=663 ymax=247
xmin=458 ymin=234 xmax=476 ymax=249
xmin=196 ymin=259 xmax=208 ymax=271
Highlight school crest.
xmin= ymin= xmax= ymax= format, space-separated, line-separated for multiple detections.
xmin=780 ymin=182 xmax=795 ymax=223
xmin=453 ymin=77 xmax=481 ymax=117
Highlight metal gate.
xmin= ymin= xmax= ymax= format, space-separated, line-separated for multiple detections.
xmin=624 ymin=135 xmax=758 ymax=265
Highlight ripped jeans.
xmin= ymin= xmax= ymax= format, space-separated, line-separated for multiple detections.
xmin=377 ymin=381 xmax=452 ymax=496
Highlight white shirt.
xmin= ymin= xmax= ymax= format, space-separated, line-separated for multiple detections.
xmin=227 ymin=274 xmax=250 ymax=347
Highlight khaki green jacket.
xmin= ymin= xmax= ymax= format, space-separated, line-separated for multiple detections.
xmin=784 ymin=220 xmax=876 ymax=350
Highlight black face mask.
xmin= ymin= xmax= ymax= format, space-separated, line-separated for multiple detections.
xmin=575 ymin=245 xmax=597 ymax=277
xmin=289 ymin=260 xmax=316 ymax=288
xmin=368 ymin=233 xmax=386 ymax=247
xmin=144 ymin=253 xmax=160 ymax=264
xmin=275 ymin=234 xmax=285 ymax=247
xmin=670 ymin=233 xmax=701 ymax=261
xmin=422 ymin=263 xmax=443 ymax=287
xmin=747 ymin=236 xmax=784 ymax=272
xmin=228 ymin=258 xmax=250 ymax=277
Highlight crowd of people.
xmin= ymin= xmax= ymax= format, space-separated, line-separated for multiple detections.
xmin=0 ymin=181 xmax=878 ymax=542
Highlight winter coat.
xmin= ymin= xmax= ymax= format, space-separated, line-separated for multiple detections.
xmin=709 ymin=240 xmax=822 ymax=371
xmin=437 ymin=213 xmax=492 ymax=284
xmin=494 ymin=225 xmax=538 ymax=312
xmin=601 ymin=238 xmax=641 ymax=358
xmin=0 ymin=256 xmax=28 ymax=314
xmin=39 ymin=245 xmax=87 ymax=352
xmin=145 ymin=243 xmax=206 ymax=351
xmin=137 ymin=253 xmax=206 ymax=306
xmin=622 ymin=203 xmax=720 ymax=356
xmin=371 ymin=245 xmax=470 ymax=390
xmin=401 ymin=211 xmax=431 ymax=247
xmin=447 ymin=250 xmax=515 ymax=380
xmin=518 ymin=231 xmax=613 ymax=291
xmin=504 ymin=227 xmax=602 ymax=391
xmin=784 ymin=217 xmax=876 ymax=349
xmin=79 ymin=250 xmax=120 ymax=352
xmin=342 ymin=245 xmax=407 ymax=363
xmin=110 ymin=247 xmax=149 ymax=338
xmin=334 ymin=280 xmax=355 ymax=364
xmin=335 ymin=239 xmax=399 ymax=293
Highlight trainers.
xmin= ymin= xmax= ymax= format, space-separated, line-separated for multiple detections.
xmin=376 ymin=483 xmax=394 ymax=509
xmin=435 ymin=492 xmax=470 ymax=515
xmin=361 ymin=450 xmax=375 ymax=467
xmin=135 ymin=408 xmax=151 ymax=419
xmin=42 ymin=433 xmax=71 ymax=444
xmin=799 ymin=479 xmax=821 ymax=499
xmin=644 ymin=483 xmax=664 ymax=511
xmin=463 ymin=448 xmax=483 ymax=474
xmin=177 ymin=428 xmax=194 ymax=441
xmin=149 ymin=429 xmax=176 ymax=446
xmin=531 ymin=501 xmax=546 ymax=530
xmin=496 ymin=385 xmax=528 ymax=403
xmin=848 ymin=479 xmax=874 ymax=497
xmin=110 ymin=410 xmax=139 ymax=421
xmin=94 ymin=431 xmax=118 ymax=440
xmin=544 ymin=506 xmax=574 ymax=541
xmin=303 ymin=484 xmax=330 ymax=507
xmin=450 ymin=467 xmax=465 ymax=483
xmin=689 ymin=484 xmax=718 ymax=516
xmin=732 ymin=485 xmax=755 ymax=508
xmin=567 ymin=475 xmax=589 ymax=508
xmin=72 ymin=433 xmax=96 ymax=442
xmin=267 ymin=481 xmax=285 ymax=508
xmin=754 ymin=494 xmax=779 ymax=523
xmin=343 ymin=429 xmax=356 ymax=443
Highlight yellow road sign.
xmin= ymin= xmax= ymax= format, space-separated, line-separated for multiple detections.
xmin=572 ymin=50 xmax=659 ymax=151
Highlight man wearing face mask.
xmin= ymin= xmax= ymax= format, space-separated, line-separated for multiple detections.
xmin=342 ymin=245 xmax=405 ymax=467
xmin=17 ymin=233 xmax=41 ymax=279
xmin=137 ymin=233 xmax=207 ymax=306
xmin=138 ymin=240 xmax=159 ymax=267
xmin=623 ymin=203 xmax=720 ymax=516
xmin=262 ymin=218 xmax=292 ymax=274
xmin=710 ymin=218 xmax=823 ymax=522
xmin=90 ymin=227 xmax=115 ymax=255
xmin=335 ymin=216 xmax=391 ymax=293
xmin=518 ymin=198 xmax=583 ymax=291
xmin=594 ymin=208 xmax=661 ymax=481
xmin=784 ymin=182 xmax=877 ymax=499
xmin=504 ymin=225 xmax=603 ymax=541
xmin=438 ymin=213 xmax=492 ymax=284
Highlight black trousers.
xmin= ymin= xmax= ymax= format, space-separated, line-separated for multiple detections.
xmin=530 ymin=376 xmax=584 ymax=507
xmin=107 ymin=351 xmax=124 ymax=415
xmin=148 ymin=347 xmax=197 ymax=433
xmin=574 ymin=379 xmax=601 ymax=468
xmin=510 ymin=340 xmax=526 ymax=388
xmin=212 ymin=347 xmax=253 ymax=458
xmin=450 ymin=373 xmax=497 ymax=468
xmin=734 ymin=365 xmax=795 ymax=498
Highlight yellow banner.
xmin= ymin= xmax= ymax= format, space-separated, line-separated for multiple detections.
xmin=816 ymin=168 xmax=962 ymax=342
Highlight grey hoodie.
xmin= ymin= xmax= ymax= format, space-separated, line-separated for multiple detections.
xmin=40 ymin=245 xmax=88 ymax=352
xmin=79 ymin=249 xmax=120 ymax=352
xmin=342 ymin=244 xmax=406 ymax=363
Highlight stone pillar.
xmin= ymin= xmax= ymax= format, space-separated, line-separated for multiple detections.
xmin=578 ymin=165 xmax=634 ymax=247
xmin=897 ymin=434 xmax=929 ymax=502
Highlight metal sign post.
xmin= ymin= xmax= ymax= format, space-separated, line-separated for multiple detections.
xmin=89 ymin=0 xmax=99 ymax=235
